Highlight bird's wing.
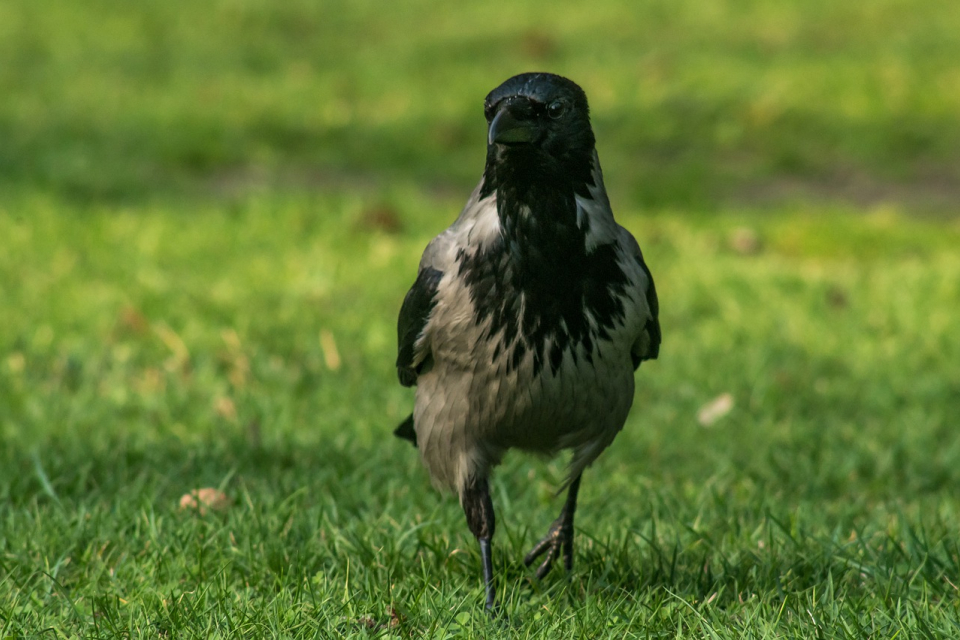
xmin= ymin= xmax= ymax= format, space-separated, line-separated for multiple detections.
xmin=396 ymin=253 xmax=445 ymax=387
xmin=396 ymin=183 xmax=498 ymax=387
xmin=620 ymin=227 xmax=661 ymax=368
xmin=393 ymin=413 xmax=418 ymax=446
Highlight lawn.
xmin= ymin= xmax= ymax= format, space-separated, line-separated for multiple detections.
xmin=2 ymin=0 xmax=960 ymax=637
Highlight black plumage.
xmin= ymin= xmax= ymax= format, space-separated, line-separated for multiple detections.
xmin=396 ymin=266 xmax=443 ymax=387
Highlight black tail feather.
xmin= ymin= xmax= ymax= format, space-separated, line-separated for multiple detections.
xmin=394 ymin=414 xmax=417 ymax=447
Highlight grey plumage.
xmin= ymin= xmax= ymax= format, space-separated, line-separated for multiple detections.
xmin=395 ymin=72 xmax=660 ymax=609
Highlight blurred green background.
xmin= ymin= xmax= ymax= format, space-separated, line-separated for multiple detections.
xmin=2 ymin=0 xmax=958 ymax=207
xmin=2 ymin=0 xmax=960 ymax=635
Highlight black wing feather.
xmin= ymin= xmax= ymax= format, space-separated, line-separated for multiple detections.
xmin=396 ymin=266 xmax=443 ymax=386
xmin=393 ymin=413 xmax=417 ymax=447
xmin=632 ymin=254 xmax=661 ymax=369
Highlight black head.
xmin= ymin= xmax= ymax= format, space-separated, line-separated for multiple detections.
xmin=483 ymin=73 xmax=595 ymax=166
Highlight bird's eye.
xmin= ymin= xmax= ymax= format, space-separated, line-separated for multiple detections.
xmin=547 ymin=100 xmax=565 ymax=119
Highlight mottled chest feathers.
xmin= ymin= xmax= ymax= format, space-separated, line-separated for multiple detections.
xmin=457 ymin=214 xmax=628 ymax=378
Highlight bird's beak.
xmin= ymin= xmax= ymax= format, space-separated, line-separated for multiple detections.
xmin=488 ymin=100 xmax=538 ymax=146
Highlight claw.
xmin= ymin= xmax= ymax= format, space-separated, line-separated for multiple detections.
xmin=524 ymin=516 xmax=575 ymax=579
xmin=524 ymin=473 xmax=582 ymax=579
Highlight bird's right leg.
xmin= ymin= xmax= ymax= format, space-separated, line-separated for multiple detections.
xmin=462 ymin=476 xmax=497 ymax=610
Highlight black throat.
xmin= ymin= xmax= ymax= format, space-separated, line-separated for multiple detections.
xmin=459 ymin=146 xmax=628 ymax=377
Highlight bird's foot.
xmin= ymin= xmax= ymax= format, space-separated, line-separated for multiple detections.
xmin=523 ymin=515 xmax=574 ymax=579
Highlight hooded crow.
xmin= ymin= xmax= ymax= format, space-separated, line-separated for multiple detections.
xmin=395 ymin=72 xmax=660 ymax=609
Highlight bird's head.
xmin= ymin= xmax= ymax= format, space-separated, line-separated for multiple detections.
xmin=483 ymin=73 xmax=595 ymax=166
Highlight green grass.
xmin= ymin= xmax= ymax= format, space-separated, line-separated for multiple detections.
xmin=2 ymin=0 xmax=960 ymax=637
xmin=2 ymin=0 xmax=959 ymax=207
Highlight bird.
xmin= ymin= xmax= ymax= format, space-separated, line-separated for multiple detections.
xmin=394 ymin=72 xmax=660 ymax=610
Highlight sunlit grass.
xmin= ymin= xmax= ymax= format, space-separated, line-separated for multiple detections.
xmin=2 ymin=0 xmax=960 ymax=635
xmin=2 ymin=191 xmax=959 ymax=635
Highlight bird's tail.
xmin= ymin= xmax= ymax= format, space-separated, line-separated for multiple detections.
xmin=393 ymin=414 xmax=418 ymax=448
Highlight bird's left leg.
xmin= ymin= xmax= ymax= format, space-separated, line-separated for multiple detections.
xmin=524 ymin=473 xmax=582 ymax=580
xmin=462 ymin=476 xmax=497 ymax=610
